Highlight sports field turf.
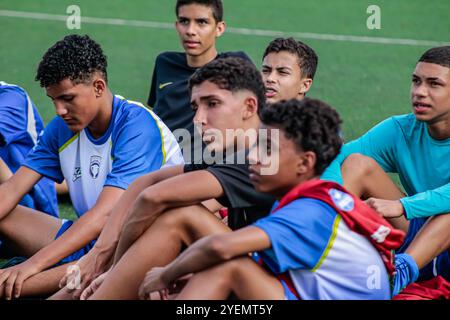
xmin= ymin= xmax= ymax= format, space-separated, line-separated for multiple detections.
xmin=1 ymin=0 xmax=449 ymax=221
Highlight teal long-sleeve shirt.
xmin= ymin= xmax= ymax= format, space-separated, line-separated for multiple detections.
xmin=321 ymin=114 xmax=450 ymax=220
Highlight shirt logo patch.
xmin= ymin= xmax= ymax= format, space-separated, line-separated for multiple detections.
xmin=73 ymin=167 xmax=81 ymax=182
xmin=89 ymin=155 xmax=102 ymax=179
xmin=329 ymin=188 xmax=354 ymax=212
xmin=159 ymin=82 xmax=173 ymax=90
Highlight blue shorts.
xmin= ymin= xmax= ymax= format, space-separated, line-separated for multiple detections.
xmin=397 ymin=217 xmax=450 ymax=281
xmin=55 ymin=220 xmax=97 ymax=265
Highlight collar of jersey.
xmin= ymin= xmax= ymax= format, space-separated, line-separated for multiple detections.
xmin=84 ymin=95 xmax=118 ymax=145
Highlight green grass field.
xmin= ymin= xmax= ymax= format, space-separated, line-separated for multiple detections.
xmin=0 ymin=0 xmax=449 ymax=221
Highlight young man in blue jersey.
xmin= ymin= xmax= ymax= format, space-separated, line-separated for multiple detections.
xmin=138 ymin=99 xmax=403 ymax=300
xmin=0 ymin=82 xmax=58 ymax=218
xmin=148 ymin=0 xmax=251 ymax=161
xmin=321 ymin=46 xmax=450 ymax=296
xmin=0 ymin=34 xmax=183 ymax=299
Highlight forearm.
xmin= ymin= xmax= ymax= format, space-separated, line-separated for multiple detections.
xmin=400 ymin=183 xmax=450 ymax=219
xmin=28 ymin=212 xmax=106 ymax=270
xmin=162 ymin=237 xmax=226 ymax=284
xmin=112 ymin=193 xmax=168 ymax=264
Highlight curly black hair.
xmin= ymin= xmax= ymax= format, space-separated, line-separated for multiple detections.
xmin=259 ymin=98 xmax=342 ymax=175
xmin=35 ymin=34 xmax=108 ymax=87
xmin=419 ymin=46 xmax=450 ymax=69
xmin=176 ymin=0 xmax=223 ymax=22
xmin=189 ymin=57 xmax=266 ymax=111
xmin=263 ymin=37 xmax=318 ymax=79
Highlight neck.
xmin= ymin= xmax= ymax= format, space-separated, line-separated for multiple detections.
xmin=186 ymin=48 xmax=218 ymax=68
xmin=427 ymin=114 xmax=450 ymax=140
xmin=87 ymin=90 xmax=114 ymax=139
xmin=276 ymin=175 xmax=319 ymax=201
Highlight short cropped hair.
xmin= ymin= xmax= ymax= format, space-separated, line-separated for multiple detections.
xmin=36 ymin=34 xmax=107 ymax=87
xmin=176 ymin=0 xmax=223 ymax=22
xmin=263 ymin=37 xmax=318 ymax=79
xmin=259 ymin=98 xmax=342 ymax=175
xmin=418 ymin=46 xmax=450 ymax=69
xmin=189 ymin=57 xmax=265 ymax=111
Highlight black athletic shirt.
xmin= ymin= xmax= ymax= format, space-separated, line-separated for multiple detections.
xmin=183 ymin=149 xmax=276 ymax=230
xmin=147 ymin=51 xmax=252 ymax=162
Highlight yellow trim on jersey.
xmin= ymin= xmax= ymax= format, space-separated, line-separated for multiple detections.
xmin=115 ymin=95 xmax=167 ymax=166
xmin=58 ymin=133 xmax=79 ymax=153
xmin=312 ymin=215 xmax=341 ymax=272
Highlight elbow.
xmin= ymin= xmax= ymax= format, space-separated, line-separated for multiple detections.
xmin=205 ymin=235 xmax=234 ymax=261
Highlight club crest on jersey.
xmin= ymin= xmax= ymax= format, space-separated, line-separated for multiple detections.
xmin=73 ymin=167 xmax=81 ymax=182
xmin=90 ymin=155 xmax=102 ymax=179
xmin=329 ymin=188 xmax=354 ymax=212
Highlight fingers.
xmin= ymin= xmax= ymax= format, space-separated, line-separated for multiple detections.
xmin=4 ymin=272 xmax=18 ymax=300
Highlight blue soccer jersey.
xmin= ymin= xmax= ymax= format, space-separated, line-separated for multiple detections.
xmin=24 ymin=94 xmax=184 ymax=217
xmin=253 ymin=198 xmax=391 ymax=300
xmin=0 ymin=81 xmax=58 ymax=216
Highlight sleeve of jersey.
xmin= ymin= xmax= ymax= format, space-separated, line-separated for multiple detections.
xmin=400 ymin=182 xmax=450 ymax=219
xmin=321 ymin=118 xmax=399 ymax=185
xmin=252 ymin=199 xmax=337 ymax=272
xmin=105 ymin=110 xmax=164 ymax=190
xmin=22 ymin=118 xmax=64 ymax=182
xmin=0 ymin=89 xmax=27 ymax=146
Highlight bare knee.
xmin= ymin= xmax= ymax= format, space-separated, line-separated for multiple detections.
xmin=342 ymin=153 xmax=379 ymax=178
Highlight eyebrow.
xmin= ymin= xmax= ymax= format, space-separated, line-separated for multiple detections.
xmin=412 ymin=74 xmax=444 ymax=81
xmin=47 ymin=93 xmax=74 ymax=100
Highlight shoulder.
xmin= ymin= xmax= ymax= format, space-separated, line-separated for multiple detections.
xmin=155 ymin=51 xmax=186 ymax=66
xmin=41 ymin=116 xmax=77 ymax=150
xmin=275 ymin=198 xmax=337 ymax=218
xmin=112 ymin=95 xmax=163 ymax=134
xmin=0 ymin=83 xmax=27 ymax=111
xmin=219 ymin=51 xmax=253 ymax=63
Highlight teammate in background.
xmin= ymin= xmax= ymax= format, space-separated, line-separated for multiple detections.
xmin=139 ymin=99 xmax=403 ymax=300
xmin=261 ymin=38 xmax=317 ymax=104
xmin=321 ymin=46 xmax=450 ymax=296
xmin=0 ymin=34 xmax=183 ymax=300
xmin=0 ymin=82 xmax=58 ymax=217
xmin=148 ymin=0 xmax=251 ymax=161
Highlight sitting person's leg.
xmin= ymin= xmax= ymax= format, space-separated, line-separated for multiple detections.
xmin=0 ymin=205 xmax=62 ymax=258
xmin=341 ymin=154 xmax=409 ymax=232
xmin=88 ymin=204 xmax=231 ymax=300
xmin=176 ymin=256 xmax=286 ymax=300
xmin=340 ymin=154 xmax=450 ymax=294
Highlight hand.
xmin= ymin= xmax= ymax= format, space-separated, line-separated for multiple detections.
xmin=59 ymin=247 xmax=111 ymax=299
xmin=79 ymin=271 xmax=109 ymax=300
xmin=365 ymin=198 xmax=405 ymax=218
xmin=138 ymin=267 xmax=171 ymax=300
xmin=0 ymin=259 xmax=41 ymax=300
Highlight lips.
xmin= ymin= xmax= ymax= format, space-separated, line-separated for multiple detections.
xmin=413 ymin=102 xmax=432 ymax=113
xmin=184 ymin=41 xmax=200 ymax=49
xmin=248 ymin=166 xmax=261 ymax=182
xmin=265 ymin=87 xmax=277 ymax=98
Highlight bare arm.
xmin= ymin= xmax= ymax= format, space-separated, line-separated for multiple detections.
xmin=139 ymin=226 xmax=270 ymax=295
xmin=91 ymin=165 xmax=185 ymax=260
xmin=58 ymin=165 xmax=185 ymax=296
xmin=113 ymin=170 xmax=225 ymax=264
xmin=27 ymin=186 xmax=124 ymax=272
xmin=0 ymin=158 xmax=12 ymax=183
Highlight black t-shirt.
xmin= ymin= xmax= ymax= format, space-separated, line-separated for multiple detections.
xmin=147 ymin=51 xmax=252 ymax=163
xmin=183 ymin=150 xmax=276 ymax=230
